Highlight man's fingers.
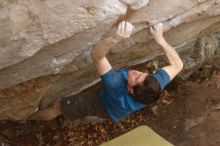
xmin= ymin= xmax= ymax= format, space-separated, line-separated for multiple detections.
xmin=128 ymin=24 xmax=132 ymax=36
xmin=116 ymin=21 xmax=134 ymax=38
xmin=128 ymin=22 xmax=133 ymax=33
xmin=158 ymin=23 xmax=163 ymax=27
xmin=152 ymin=23 xmax=163 ymax=32
xmin=125 ymin=22 xmax=128 ymax=35
xmin=121 ymin=21 xmax=125 ymax=35
xmin=125 ymin=22 xmax=130 ymax=37
xmin=117 ymin=22 xmax=122 ymax=35
xmin=125 ymin=21 xmax=128 ymax=36
xmin=127 ymin=22 xmax=134 ymax=37
xmin=150 ymin=23 xmax=164 ymax=43
xmin=150 ymin=26 xmax=154 ymax=34
xmin=120 ymin=22 xmax=123 ymax=34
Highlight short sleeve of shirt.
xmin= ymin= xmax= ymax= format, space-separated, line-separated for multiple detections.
xmin=100 ymin=69 xmax=125 ymax=88
xmin=152 ymin=69 xmax=171 ymax=90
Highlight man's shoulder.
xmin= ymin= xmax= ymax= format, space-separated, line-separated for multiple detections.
xmin=100 ymin=68 xmax=127 ymax=78
xmin=152 ymin=69 xmax=171 ymax=90
xmin=100 ymin=68 xmax=128 ymax=88
xmin=118 ymin=68 xmax=129 ymax=72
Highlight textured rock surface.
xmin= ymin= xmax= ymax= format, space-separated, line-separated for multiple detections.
xmin=0 ymin=0 xmax=220 ymax=120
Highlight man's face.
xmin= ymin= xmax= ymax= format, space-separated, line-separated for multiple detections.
xmin=127 ymin=70 xmax=148 ymax=87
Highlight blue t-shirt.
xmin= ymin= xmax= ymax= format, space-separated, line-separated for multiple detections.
xmin=99 ymin=68 xmax=170 ymax=121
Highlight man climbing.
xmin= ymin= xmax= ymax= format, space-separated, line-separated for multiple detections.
xmin=29 ymin=21 xmax=183 ymax=121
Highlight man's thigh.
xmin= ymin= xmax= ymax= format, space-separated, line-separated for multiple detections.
xmin=60 ymin=92 xmax=108 ymax=120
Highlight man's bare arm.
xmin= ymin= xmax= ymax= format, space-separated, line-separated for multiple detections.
xmin=91 ymin=21 xmax=134 ymax=75
xmin=150 ymin=23 xmax=183 ymax=80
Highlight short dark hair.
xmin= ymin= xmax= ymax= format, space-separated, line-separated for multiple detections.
xmin=133 ymin=75 xmax=161 ymax=104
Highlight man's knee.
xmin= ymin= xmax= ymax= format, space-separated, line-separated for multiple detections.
xmin=28 ymin=100 xmax=62 ymax=121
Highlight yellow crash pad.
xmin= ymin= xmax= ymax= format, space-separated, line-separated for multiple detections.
xmin=100 ymin=126 xmax=174 ymax=146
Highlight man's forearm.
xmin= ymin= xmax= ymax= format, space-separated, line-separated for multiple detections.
xmin=91 ymin=36 xmax=120 ymax=61
xmin=159 ymin=38 xmax=183 ymax=69
xmin=150 ymin=23 xmax=183 ymax=80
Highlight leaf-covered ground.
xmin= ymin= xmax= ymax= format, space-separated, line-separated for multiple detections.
xmin=1 ymin=61 xmax=220 ymax=146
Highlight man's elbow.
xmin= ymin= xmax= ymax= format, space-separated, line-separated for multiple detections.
xmin=177 ymin=61 xmax=184 ymax=72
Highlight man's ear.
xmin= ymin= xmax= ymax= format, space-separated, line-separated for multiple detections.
xmin=128 ymin=85 xmax=134 ymax=95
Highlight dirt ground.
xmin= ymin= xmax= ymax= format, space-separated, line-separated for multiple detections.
xmin=0 ymin=64 xmax=220 ymax=146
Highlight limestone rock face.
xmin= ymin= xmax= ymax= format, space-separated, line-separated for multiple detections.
xmin=0 ymin=0 xmax=220 ymax=120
